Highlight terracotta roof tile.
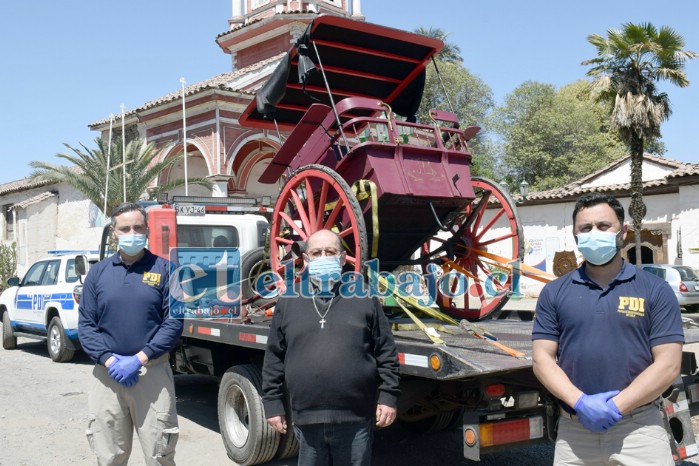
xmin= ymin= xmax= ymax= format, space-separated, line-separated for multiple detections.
xmin=10 ymin=191 xmax=57 ymax=210
xmin=0 ymin=177 xmax=54 ymax=196
xmin=89 ymin=53 xmax=286 ymax=128
xmin=525 ymin=154 xmax=698 ymax=201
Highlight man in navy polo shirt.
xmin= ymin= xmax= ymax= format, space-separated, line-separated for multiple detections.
xmin=533 ymin=192 xmax=683 ymax=465
xmin=79 ymin=202 xmax=183 ymax=465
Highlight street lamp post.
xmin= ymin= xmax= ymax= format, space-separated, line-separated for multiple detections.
xmin=519 ymin=179 xmax=529 ymax=201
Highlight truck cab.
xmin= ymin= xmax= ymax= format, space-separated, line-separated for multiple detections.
xmin=99 ymin=197 xmax=270 ymax=262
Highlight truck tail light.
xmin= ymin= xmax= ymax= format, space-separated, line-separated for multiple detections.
xmin=680 ymin=282 xmax=689 ymax=293
xmin=479 ymin=416 xmax=544 ymax=448
xmin=485 ymin=383 xmax=505 ymax=398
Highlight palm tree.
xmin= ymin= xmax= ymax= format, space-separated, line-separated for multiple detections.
xmin=29 ymin=138 xmax=212 ymax=217
xmin=582 ymin=22 xmax=697 ymax=265
xmin=414 ymin=26 xmax=463 ymax=63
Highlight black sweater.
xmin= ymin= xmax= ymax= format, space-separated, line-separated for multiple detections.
xmin=262 ymin=292 xmax=400 ymax=425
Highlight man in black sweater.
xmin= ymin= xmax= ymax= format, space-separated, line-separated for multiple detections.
xmin=262 ymin=229 xmax=400 ymax=466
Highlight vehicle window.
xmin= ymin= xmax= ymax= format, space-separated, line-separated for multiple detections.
xmin=22 ymin=262 xmax=48 ymax=287
xmin=41 ymin=260 xmax=61 ymax=285
xmin=65 ymin=259 xmax=78 ymax=283
xmin=643 ymin=267 xmax=666 ymax=280
xmin=177 ymin=225 xmax=239 ymax=248
xmin=676 ymin=266 xmax=699 ymax=281
xmin=257 ymin=221 xmax=269 ymax=248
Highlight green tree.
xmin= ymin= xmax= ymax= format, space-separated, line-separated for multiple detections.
xmin=0 ymin=242 xmax=17 ymax=291
xmin=414 ymin=26 xmax=462 ymax=63
xmin=490 ymin=80 xmax=626 ymax=190
xmin=29 ymin=138 xmax=211 ymax=217
xmin=582 ymin=22 xmax=697 ymax=265
xmin=418 ymin=61 xmax=495 ymax=177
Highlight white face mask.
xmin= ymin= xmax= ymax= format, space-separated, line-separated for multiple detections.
xmin=118 ymin=233 xmax=147 ymax=256
xmin=307 ymin=255 xmax=343 ymax=290
xmin=576 ymin=230 xmax=620 ymax=265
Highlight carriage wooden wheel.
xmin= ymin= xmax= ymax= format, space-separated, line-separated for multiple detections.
xmin=422 ymin=177 xmax=524 ymax=320
xmin=269 ymin=164 xmax=368 ymax=290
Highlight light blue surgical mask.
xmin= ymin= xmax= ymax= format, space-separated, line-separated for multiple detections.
xmin=118 ymin=233 xmax=147 ymax=256
xmin=307 ymin=255 xmax=342 ymax=290
xmin=576 ymin=230 xmax=620 ymax=266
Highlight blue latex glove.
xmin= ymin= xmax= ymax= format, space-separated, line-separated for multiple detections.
xmin=120 ymin=371 xmax=140 ymax=388
xmin=106 ymin=354 xmax=136 ymax=387
xmin=108 ymin=354 xmax=143 ymax=384
xmin=574 ymin=390 xmax=622 ymax=432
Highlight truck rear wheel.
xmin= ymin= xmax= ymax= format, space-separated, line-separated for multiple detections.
xmin=218 ymin=364 xmax=279 ymax=465
xmin=400 ymin=411 xmax=457 ymax=434
xmin=241 ymin=247 xmax=274 ymax=306
xmin=2 ymin=310 xmax=17 ymax=350
xmin=47 ymin=317 xmax=75 ymax=362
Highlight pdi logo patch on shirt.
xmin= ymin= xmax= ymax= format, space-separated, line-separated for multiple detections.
xmin=143 ymin=272 xmax=162 ymax=287
xmin=617 ymin=296 xmax=645 ymax=318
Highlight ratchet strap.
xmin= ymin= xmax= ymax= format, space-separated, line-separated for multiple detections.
xmin=369 ymin=268 xmax=526 ymax=358
xmin=351 ymin=179 xmax=379 ymax=258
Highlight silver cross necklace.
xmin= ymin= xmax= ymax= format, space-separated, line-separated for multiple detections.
xmin=312 ymin=294 xmax=336 ymax=329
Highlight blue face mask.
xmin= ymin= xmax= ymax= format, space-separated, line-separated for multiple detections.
xmin=576 ymin=230 xmax=620 ymax=266
xmin=118 ymin=233 xmax=147 ymax=256
xmin=307 ymin=255 xmax=343 ymax=290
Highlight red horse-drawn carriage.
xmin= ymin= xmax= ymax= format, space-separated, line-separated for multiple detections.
xmin=240 ymin=15 xmax=523 ymax=320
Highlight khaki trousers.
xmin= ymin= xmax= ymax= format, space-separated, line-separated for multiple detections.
xmin=86 ymin=355 xmax=179 ymax=466
xmin=554 ymin=403 xmax=673 ymax=466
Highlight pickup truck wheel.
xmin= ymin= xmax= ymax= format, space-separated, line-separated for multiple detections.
xmin=47 ymin=317 xmax=75 ymax=362
xmin=2 ymin=310 xmax=17 ymax=349
xmin=218 ymin=364 xmax=279 ymax=465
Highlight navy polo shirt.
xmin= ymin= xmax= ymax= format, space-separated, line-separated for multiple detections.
xmin=533 ymin=261 xmax=684 ymax=395
xmin=78 ymin=250 xmax=183 ymax=365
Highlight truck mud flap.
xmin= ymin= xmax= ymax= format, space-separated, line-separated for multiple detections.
xmin=663 ymin=376 xmax=698 ymax=462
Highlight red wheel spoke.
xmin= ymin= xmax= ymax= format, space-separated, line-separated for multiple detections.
xmin=345 ymin=255 xmax=358 ymax=265
xmin=305 ymin=175 xmax=318 ymax=232
xmin=290 ymin=186 xmax=312 ymax=234
xmin=324 ymin=194 xmax=345 ymax=229
xmin=475 ymin=207 xmax=506 ymax=241
xmin=316 ymin=181 xmax=330 ymax=230
xmin=480 ymin=232 xmax=517 ymax=247
xmin=279 ymin=211 xmax=308 ymax=239
xmin=275 ymin=237 xmax=294 ymax=246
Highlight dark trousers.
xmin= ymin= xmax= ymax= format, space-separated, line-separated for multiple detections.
xmin=293 ymin=420 xmax=373 ymax=466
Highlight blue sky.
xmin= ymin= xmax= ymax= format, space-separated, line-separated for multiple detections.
xmin=1 ymin=1 xmax=697 ymax=184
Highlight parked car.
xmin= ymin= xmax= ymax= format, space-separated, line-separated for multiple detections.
xmin=0 ymin=252 xmax=97 ymax=361
xmin=641 ymin=264 xmax=699 ymax=311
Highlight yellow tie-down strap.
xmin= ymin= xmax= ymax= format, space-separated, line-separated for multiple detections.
xmin=351 ymin=179 xmax=379 ymax=258
xmin=369 ymin=268 xmax=526 ymax=358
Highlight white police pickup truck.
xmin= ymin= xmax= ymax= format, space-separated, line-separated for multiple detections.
xmin=0 ymin=252 xmax=97 ymax=362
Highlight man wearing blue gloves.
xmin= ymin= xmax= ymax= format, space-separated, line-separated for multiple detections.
xmin=533 ymin=192 xmax=684 ymax=465
xmin=79 ymin=203 xmax=183 ymax=465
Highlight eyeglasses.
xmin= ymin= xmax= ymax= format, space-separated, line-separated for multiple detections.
xmin=307 ymin=248 xmax=341 ymax=259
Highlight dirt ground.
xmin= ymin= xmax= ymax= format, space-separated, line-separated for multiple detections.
xmin=3 ymin=337 xmax=699 ymax=466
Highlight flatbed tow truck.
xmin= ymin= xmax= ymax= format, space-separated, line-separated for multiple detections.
xmin=98 ymin=14 xmax=699 ymax=466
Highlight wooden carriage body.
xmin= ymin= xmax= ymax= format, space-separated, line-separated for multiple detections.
xmin=240 ymin=15 xmax=523 ymax=320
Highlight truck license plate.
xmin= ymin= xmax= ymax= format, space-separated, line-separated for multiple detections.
xmin=175 ymin=205 xmax=205 ymax=216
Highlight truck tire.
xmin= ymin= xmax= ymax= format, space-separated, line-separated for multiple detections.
xmin=400 ymin=411 xmax=456 ymax=434
xmin=218 ymin=364 xmax=279 ymax=465
xmin=274 ymin=391 xmax=299 ymax=459
xmin=2 ymin=310 xmax=17 ymax=350
xmin=241 ymin=247 xmax=274 ymax=306
xmin=47 ymin=317 xmax=75 ymax=362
